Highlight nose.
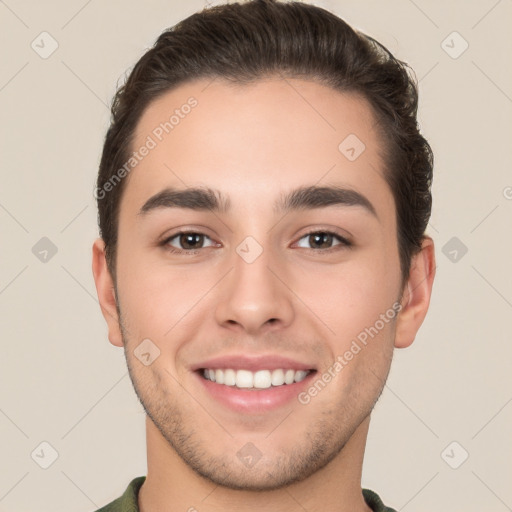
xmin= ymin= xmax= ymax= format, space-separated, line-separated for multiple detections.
xmin=214 ymin=243 xmax=295 ymax=335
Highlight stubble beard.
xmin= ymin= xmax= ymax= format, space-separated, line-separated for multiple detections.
xmin=119 ymin=319 xmax=390 ymax=492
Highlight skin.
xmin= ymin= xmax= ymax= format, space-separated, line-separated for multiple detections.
xmin=92 ymin=77 xmax=435 ymax=512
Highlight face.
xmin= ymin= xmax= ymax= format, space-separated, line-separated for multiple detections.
xmin=110 ymin=77 xmax=405 ymax=490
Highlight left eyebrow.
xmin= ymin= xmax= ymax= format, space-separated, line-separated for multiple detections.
xmin=276 ymin=185 xmax=378 ymax=219
xmin=137 ymin=184 xmax=378 ymax=220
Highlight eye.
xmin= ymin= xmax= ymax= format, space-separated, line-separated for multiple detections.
xmin=163 ymin=231 xmax=217 ymax=253
xmin=160 ymin=229 xmax=351 ymax=255
xmin=295 ymin=231 xmax=351 ymax=250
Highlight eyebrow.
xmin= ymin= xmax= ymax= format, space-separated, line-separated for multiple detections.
xmin=138 ymin=185 xmax=378 ymax=219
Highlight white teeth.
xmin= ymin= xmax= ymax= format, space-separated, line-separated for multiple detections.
xmin=202 ymin=368 xmax=311 ymax=389
xmin=236 ymin=369 xmax=253 ymax=388
xmin=254 ymin=370 xmax=272 ymax=389
xmin=271 ymin=369 xmax=285 ymax=386
xmin=224 ymin=368 xmax=236 ymax=386
xmin=284 ymin=369 xmax=295 ymax=385
xmin=294 ymin=370 xmax=308 ymax=383
xmin=215 ymin=369 xmax=224 ymax=384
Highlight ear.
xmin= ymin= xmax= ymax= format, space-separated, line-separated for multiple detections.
xmin=92 ymin=238 xmax=124 ymax=347
xmin=394 ymin=236 xmax=436 ymax=349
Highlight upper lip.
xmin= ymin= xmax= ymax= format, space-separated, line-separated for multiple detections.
xmin=190 ymin=354 xmax=316 ymax=372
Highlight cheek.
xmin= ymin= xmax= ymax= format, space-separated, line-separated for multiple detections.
xmin=116 ymin=251 xmax=214 ymax=343
xmin=295 ymin=257 xmax=400 ymax=339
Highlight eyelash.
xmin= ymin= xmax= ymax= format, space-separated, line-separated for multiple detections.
xmin=159 ymin=229 xmax=352 ymax=255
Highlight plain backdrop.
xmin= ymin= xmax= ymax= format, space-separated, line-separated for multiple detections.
xmin=1 ymin=0 xmax=511 ymax=510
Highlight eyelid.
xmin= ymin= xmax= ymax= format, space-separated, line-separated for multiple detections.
xmin=159 ymin=227 xmax=353 ymax=254
xmin=293 ymin=228 xmax=352 ymax=249
xmin=160 ymin=230 xmax=219 ymax=252
xmin=158 ymin=224 xmax=217 ymax=243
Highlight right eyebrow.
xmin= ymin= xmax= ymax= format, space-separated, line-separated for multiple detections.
xmin=138 ymin=187 xmax=231 ymax=216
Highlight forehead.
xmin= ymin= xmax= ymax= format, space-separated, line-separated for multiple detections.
xmin=122 ymin=77 xmax=392 ymax=221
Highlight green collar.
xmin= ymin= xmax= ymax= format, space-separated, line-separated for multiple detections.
xmin=95 ymin=476 xmax=397 ymax=512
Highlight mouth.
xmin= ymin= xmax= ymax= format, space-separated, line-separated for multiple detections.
xmin=200 ymin=368 xmax=312 ymax=390
xmin=191 ymin=356 xmax=317 ymax=413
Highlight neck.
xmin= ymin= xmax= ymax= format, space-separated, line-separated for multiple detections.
xmin=138 ymin=416 xmax=373 ymax=512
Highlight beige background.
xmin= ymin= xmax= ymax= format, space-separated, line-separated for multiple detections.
xmin=1 ymin=0 xmax=511 ymax=510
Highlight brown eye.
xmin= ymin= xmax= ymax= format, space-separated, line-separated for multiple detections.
xmin=296 ymin=231 xmax=351 ymax=250
xmin=179 ymin=233 xmax=204 ymax=249
xmin=164 ymin=232 xmax=216 ymax=252
xmin=308 ymin=232 xmax=334 ymax=249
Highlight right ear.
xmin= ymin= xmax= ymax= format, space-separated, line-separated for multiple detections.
xmin=92 ymin=238 xmax=124 ymax=347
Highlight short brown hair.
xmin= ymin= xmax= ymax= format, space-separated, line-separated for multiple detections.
xmin=96 ymin=0 xmax=433 ymax=287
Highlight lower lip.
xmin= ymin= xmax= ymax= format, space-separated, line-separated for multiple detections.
xmin=195 ymin=371 xmax=316 ymax=414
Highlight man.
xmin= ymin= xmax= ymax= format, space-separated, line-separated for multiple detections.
xmin=92 ymin=1 xmax=436 ymax=510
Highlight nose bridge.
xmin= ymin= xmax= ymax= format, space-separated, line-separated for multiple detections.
xmin=214 ymin=235 xmax=294 ymax=333
xmin=233 ymin=237 xmax=274 ymax=293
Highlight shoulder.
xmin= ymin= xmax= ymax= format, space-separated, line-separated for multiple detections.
xmin=362 ymin=488 xmax=397 ymax=512
xmin=92 ymin=476 xmax=146 ymax=512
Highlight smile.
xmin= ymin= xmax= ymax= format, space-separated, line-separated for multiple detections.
xmin=202 ymin=368 xmax=312 ymax=389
